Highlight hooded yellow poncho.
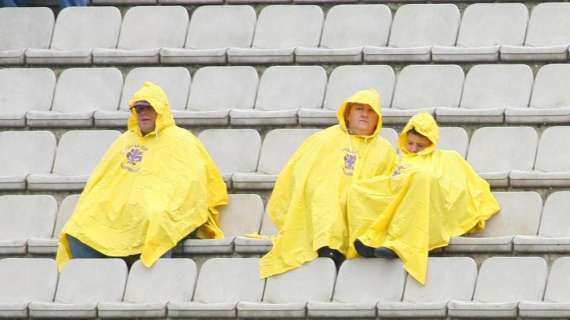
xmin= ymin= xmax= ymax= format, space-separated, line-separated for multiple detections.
xmin=56 ymin=82 xmax=228 ymax=270
xmin=260 ymin=88 xmax=398 ymax=278
xmin=349 ymin=112 xmax=500 ymax=284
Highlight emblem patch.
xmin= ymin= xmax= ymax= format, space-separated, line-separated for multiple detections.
xmin=343 ymin=149 xmax=358 ymax=176
xmin=121 ymin=145 xmax=148 ymax=172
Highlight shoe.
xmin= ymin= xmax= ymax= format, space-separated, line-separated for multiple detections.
xmin=354 ymin=239 xmax=375 ymax=258
xmin=374 ymin=247 xmax=397 ymax=259
xmin=317 ymin=246 xmax=346 ymax=269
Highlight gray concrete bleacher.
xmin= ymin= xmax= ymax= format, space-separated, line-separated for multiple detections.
xmin=160 ymin=5 xmax=256 ymax=65
xmin=4 ymin=189 xmax=570 ymax=258
xmin=0 ymin=258 xmax=58 ymax=318
xmin=0 ymin=131 xmax=56 ymax=190
xmin=501 ymin=2 xmax=570 ymax=61
xmin=385 ymin=64 xmax=464 ymax=124
xmin=506 ymin=63 xmax=570 ymax=124
xmin=97 ymin=259 xmax=196 ymax=318
xmin=445 ymin=191 xmax=543 ymax=253
xmin=364 ymin=4 xmax=460 ymax=63
xmin=25 ymin=6 xmax=121 ymax=65
xmin=181 ymin=194 xmax=264 ymax=254
xmin=0 ymin=126 xmax=568 ymax=193
xmin=307 ymin=259 xmax=406 ymax=318
xmin=466 ymin=126 xmax=538 ymax=187
xmin=0 ymin=195 xmax=57 ymax=255
xmin=28 ymin=258 xmax=128 ymax=318
xmin=26 ymin=130 xmax=121 ymax=191
xmin=377 ymin=257 xmax=477 ymax=318
xmin=26 ymin=67 xmax=123 ymax=127
xmin=510 ymin=126 xmax=570 ymax=187
xmin=519 ymin=257 xmax=570 ymax=318
xmin=237 ymin=258 xmax=336 ymax=318
xmin=5 ymin=64 xmax=570 ymax=127
xmin=0 ymin=7 xmax=53 ymax=65
xmin=229 ymin=65 xmax=327 ymax=126
xmin=3 ymin=255 xmax=568 ymax=318
xmin=7 ymin=4 xmax=570 ymax=65
xmin=295 ymin=4 xmax=392 ymax=64
xmin=168 ymin=257 xmax=263 ymax=318
xmin=227 ymin=5 xmax=324 ymax=64
xmin=233 ymin=208 xmax=275 ymax=254
xmin=0 ymin=68 xmax=55 ymax=127
xmin=198 ymin=129 xmax=261 ymax=185
xmin=232 ymin=128 xmax=319 ymax=190
xmin=93 ymin=6 xmax=189 ymax=65
xmin=3 ymin=1 xmax=570 ymax=318
xmin=447 ymin=257 xmax=548 ymax=318
xmin=183 ymin=66 xmax=259 ymax=126
xmin=436 ymin=64 xmax=534 ymax=124
xmin=432 ymin=3 xmax=528 ymax=62
xmin=514 ymin=191 xmax=570 ymax=253
xmin=27 ymin=194 xmax=79 ymax=255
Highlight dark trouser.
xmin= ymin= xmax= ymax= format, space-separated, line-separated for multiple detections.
xmin=67 ymin=235 xmax=172 ymax=267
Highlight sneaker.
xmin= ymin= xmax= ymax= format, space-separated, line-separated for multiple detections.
xmin=374 ymin=247 xmax=397 ymax=259
xmin=354 ymin=239 xmax=375 ymax=258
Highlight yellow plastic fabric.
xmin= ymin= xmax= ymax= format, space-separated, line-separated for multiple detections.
xmin=260 ymin=89 xmax=398 ymax=278
xmin=56 ymin=82 xmax=228 ymax=270
xmin=349 ymin=112 xmax=500 ymax=284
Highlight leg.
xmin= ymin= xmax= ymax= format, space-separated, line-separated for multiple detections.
xmin=67 ymin=235 xmax=106 ymax=258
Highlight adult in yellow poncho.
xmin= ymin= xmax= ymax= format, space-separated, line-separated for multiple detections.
xmin=349 ymin=112 xmax=500 ymax=284
xmin=56 ymin=82 xmax=228 ymax=270
xmin=260 ymin=88 xmax=398 ymax=278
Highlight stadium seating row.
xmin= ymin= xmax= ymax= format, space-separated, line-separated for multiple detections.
xmin=4 ymin=3 xmax=570 ymax=65
xmin=2 ymin=126 xmax=570 ymax=192
xmin=4 ymin=64 xmax=570 ymax=128
xmin=2 ymin=190 xmax=570 ymax=256
xmin=2 ymin=256 xmax=570 ymax=318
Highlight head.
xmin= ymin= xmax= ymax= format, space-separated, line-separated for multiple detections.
xmin=405 ymin=129 xmax=432 ymax=154
xmin=398 ymin=112 xmax=439 ymax=156
xmin=128 ymin=82 xmax=175 ymax=136
xmin=131 ymin=100 xmax=157 ymax=136
xmin=345 ymin=102 xmax=379 ymax=136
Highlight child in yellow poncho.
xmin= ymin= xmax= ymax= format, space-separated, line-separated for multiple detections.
xmin=260 ymin=89 xmax=398 ymax=278
xmin=349 ymin=112 xmax=500 ymax=284
xmin=56 ymin=82 xmax=228 ymax=270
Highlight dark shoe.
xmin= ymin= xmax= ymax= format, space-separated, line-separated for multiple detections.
xmin=317 ymin=246 xmax=346 ymax=269
xmin=354 ymin=239 xmax=375 ymax=258
xmin=374 ymin=247 xmax=397 ymax=259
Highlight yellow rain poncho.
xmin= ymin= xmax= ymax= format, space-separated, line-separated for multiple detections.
xmin=260 ymin=89 xmax=398 ymax=278
xmin=56 ymin=82 xmax=228 ymax=270
xmin=349 ymin=112 xmax=500 ymax=284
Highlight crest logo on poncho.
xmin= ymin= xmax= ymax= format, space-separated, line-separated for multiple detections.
xmin=343 ymin=149 xmax=358 ymax=176
xmin=121 ymin=145 xmax=148 ymax=172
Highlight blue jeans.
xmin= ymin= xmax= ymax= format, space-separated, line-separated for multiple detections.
xmin=1 ymin=0 xmax=87 ymax=6
xmin=59 ymin=0 xmax=88 ymax=7
xmin=1 ymin=0 xmax=28 ymax=6
xmin=68 ymin=235 xmax=172 ymax=260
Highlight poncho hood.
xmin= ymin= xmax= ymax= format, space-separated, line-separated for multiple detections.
xmin=128 ymin=81 xmax=175 ymax=136
xmin=399 ymin=112 xmax=439 ymax=156
xmin=337 ymin=88 xmax=383 ymax=138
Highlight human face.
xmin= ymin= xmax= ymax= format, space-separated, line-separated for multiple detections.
xmin=132 ymin=101 xmax=157 ymax=136
xmin=346 ymin=103 xmax=379 ymax=136
xmin=406 ymin=131 xmax=432 ymax=153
